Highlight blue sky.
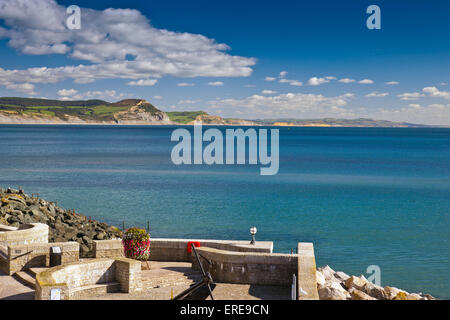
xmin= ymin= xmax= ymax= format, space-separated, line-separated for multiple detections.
xmin=0 ymin=0 xmax=449 ymax=124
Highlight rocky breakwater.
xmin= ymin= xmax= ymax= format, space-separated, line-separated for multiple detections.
xmin=316 ymin=265 xmax=436 ymax=300
xmin=0 ymin=187 xmax=122 ymax=257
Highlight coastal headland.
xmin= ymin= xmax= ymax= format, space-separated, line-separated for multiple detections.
xmin=0 ymin=97 xmax=433 ymax=127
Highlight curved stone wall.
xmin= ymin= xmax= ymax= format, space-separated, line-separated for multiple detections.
xmin=0 ymin=223 xmax=48 ymax=246
xmin=193 ymin=247 xmax=297 ymax=286
xmin=35 ymin=257 xmax=141 ymax=300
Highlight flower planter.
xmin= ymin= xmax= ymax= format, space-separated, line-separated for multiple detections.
xmin=122 ymin=227 xmax=151 ymax=261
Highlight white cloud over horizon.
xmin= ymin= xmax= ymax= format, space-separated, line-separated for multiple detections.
xmin=127 ymin=79 xmax=158 ymax=86
xmin=208 ymin=81 xmax=224 ymax=86
xmin=0 ymin=0 xmax=255 ymax=92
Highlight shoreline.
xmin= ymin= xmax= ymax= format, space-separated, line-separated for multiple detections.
xmin=0 ymin=122 xmax=447 ymax=128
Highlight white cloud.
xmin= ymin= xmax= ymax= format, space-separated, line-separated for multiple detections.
xmin=358 ymin=79 xmax=374 ymax=84
xmin=261 ymin=90 xmax=277 ymax=94
xmin=289 ymin=80 xmax=303 ymax=86
xmin=0 ymin=0 xmax=255 ymax=91
xmin=386 ymin=81 xmax=399 ymax=85
xmin=265 ymin=77 xmax=276 ymax=81
xmin=57 ymin=88 xmax=78 ymax=96
xmin=208 ymin=81 xmax=224 ymax=86
xmin=57 ymin=89 xmax=127 ymax=101
xmin=307 ymin=77 xmax=330 ymax=86
xmin=397 ymin=92 xmax=424 ymax=100
xmin=127 ymin=79 xmax=158 ymax=86
xmin=153 ymin=95 xmax=163 ymax=100
xmin=177 ymin=82 xmax=195 ymax=87
xmin=279 ymin=78 xmax=302 ymax=86
xmin=207 ymin=92 xmax=355 ymax=118
xmin=422 ymin=86 xmax=450 ymax=99
xmin=279 ymin=71 xmax=288 ymax=77
xmin=4 ymin=82 xmax=36 ymax=95
xmin=178 ymin=99 xmax=201 ymax=104
xmin=338 ymin=78 xmax=355 ymax=83
xmin=371 ymin=103 xmax=450 ymax=125
xmin=366 ymin=92 xmax=389 ymax=97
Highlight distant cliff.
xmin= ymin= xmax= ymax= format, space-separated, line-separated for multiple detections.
xmin=0 ymin=97 xmax=434 ymax=127
xmin=254 ymin=118 xmax=431 ymax=128
xmin=0 ymin=97 xmax=171 ymax=125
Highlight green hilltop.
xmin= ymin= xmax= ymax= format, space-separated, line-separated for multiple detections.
xmin=0 ymin=97 xmax=161 ymax=122
xmin=165 ymin=111 xmax=208 ymax=124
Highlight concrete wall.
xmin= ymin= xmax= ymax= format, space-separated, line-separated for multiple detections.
xmin=192 ymin=247 xmax=298 ymax=286
xmin=35 ymin=258 xmax=141 ymax=300
xmin=4 ymin=241 xmax=79 ymax=275
xmin=297 ymin=242 xmax=319 ymax=300
xmin=93 ymin=239 xmax=124 ymax=259
xmin=0 ymin=223 xmax=48 ymax=246
xmin=93 ymin=238 xmax=273 ymax=261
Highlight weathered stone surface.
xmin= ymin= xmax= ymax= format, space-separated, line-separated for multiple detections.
xmin=335 ymin=271 xmax=350 ymax=282
xmin=318 ymin=285 xmax=350 ymax=300
xmin=406 ymin=293 xmax=423 ymax=300
xmin=316 ymin=270 xmax=326 ymax=286
xmin=361 ymin=282 xmax=388 ymax=300
xmin=319 ymin=265 xmax=335 ymax=281
xmin=349 ymin=287 xmax=377 ymax=300
xmin=345 ymin=275 xmax=369 ymax=291
xmin=384 ymin=286 xmax=408 ymax=300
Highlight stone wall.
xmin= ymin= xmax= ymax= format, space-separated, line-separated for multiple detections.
xmin=0 ymin=223 xmax=48 ymax=246
xmin=35 ymin=257 xmax=141 ymax=300
xmin=4 ymin=241 xmax=79 ymax=275
xmin=297 ymin=242 xmax=319 ymax=300
xmin=192 ymin=247 xmax=298 ymax=286
xmin=93 ymin=239 xmax=125 ymax=258
xmin=93 ymin=238 xmax=273 ymax=261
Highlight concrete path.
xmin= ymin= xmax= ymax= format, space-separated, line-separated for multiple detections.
xmin=0 ymin=270 xmax=34 ymax=300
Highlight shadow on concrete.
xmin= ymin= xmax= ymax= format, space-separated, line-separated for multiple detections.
xmin=0 ymin=291 xmax=34 ymax=300
xmin=248 ymin=285 xmax=291 ymax=300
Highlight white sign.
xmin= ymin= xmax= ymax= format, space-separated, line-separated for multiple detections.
xmin=50 ymin=288 xmax=61 ymax=300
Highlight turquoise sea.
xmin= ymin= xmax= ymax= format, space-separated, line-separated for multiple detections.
xmin=0 ymin=125 xmax=449 ymax=298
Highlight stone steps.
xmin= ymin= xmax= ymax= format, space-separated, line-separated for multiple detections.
xmin=29 ymin=267 xmax=49 ymax=277
xmin=70 ymin=282 xmax=121 ymax=299
xmin=13 ymin=271 xmax=36 ymax=289
xmin=142 ymin=270 xmax=202 ymax=288
xmin=13 ymin=267 xmax=49 ymax=289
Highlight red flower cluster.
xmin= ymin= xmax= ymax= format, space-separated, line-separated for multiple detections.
xmin=122 ymin=227 xmax=151 ymax=261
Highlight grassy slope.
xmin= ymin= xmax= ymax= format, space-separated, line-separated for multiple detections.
xmin=0 ymin=97 xmax=160 ymax=122
xmin=165 ymin=111 xmax=207 ymax=124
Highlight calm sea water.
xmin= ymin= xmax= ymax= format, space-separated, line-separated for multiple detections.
xmin=0 ymin=125 xmax=449 ymax=298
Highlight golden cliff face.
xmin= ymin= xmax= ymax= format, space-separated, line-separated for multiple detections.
xmin=187 ymin=114 xmax=256 ymax=126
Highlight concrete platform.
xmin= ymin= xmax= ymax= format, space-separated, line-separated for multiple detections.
xmin=0 ymin=269 xmax=34 ymax=300
xmin=83 ymin=261 xmax=290 ymax=300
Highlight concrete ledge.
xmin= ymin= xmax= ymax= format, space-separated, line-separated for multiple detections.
xmin=5 ymin=241 xmax=79 ymax=275
xmin=0 ymin=223 xmax=48 ymax=246
xmin=35 ymin=257 xmax=141 ymax=300
xmin=297 ymin=243 xmax=319 ymax=300
xmin=93 ymin=238 xmax=273 ymax=261
xmin=93 ymin=239 xmax=124 ymax=259
xmin=193 ymin=247 xmax=297 ymax=286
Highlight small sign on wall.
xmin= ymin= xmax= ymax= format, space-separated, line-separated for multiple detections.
xmin=50 ymin=288 xmax=61 ymax=300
